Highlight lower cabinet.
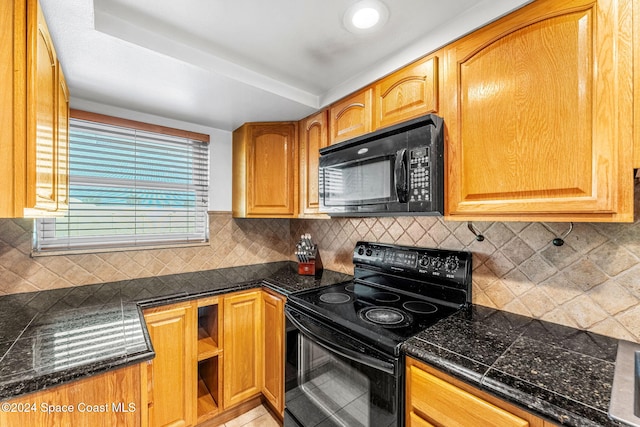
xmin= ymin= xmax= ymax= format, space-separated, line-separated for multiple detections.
xmin=0 ymin=288 xmax=286 ymax=427
xmin=142 ymin=302 xmax=196 ymax=427
xmin=222 ymin=290 xmax=263 ymax=409
xmin=142 ymin=289 xmax=284 ymax=426
xmin=406 ymin=357 xmax=554 ymax=427
xmin=0 ymin=364 xmax=142 ymax=427
xmin=195 ymin=296 xmax=223 ymax=423
xmin=262 ymin=289 xmax=285 ymax=415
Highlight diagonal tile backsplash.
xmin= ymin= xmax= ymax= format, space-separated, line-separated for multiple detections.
xmin=0 ymin=184 xmax=639 ymax=343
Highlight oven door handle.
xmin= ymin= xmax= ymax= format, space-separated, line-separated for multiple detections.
xmin=286 ymin=308 xmax=396 ymax=375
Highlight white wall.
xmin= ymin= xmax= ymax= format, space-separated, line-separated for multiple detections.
xmin=70 ymin=98 xmax=233 ymax=211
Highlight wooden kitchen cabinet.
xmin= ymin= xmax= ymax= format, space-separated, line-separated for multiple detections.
xmin=56 ymin=62 xmax=70 ymax=209
xmin=261 ymin=289 xmax=285 ymax=416
xmin=443 ymin=0 xmax=634 ymax=222
xmin=329 ymin=88 xmax=373 ymax=145
xmin=0 ymin=364 xmax=142 ymax=427
xmin=222 ymin=290 xmax=263 ymax=409
xmin=299 ymin=110 xmax=329 ymax=217
xmin=634 ymin=0 xmax=640 ymax=168
xmin=406 ymin=357 xmax=551 ymax=427
xmin=232 ymin=122 xmax=298 ymax=218
xmin=373 ymin=53 xmax=440 ymax=130
xmin=142 ymin=302 xmax=196 ymax=427
xmin=0 ymin=0 xmax=69 ymax=217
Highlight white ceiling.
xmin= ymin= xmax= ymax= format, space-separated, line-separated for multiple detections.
xmin=40 ymin=0 xmax=531 ymax=132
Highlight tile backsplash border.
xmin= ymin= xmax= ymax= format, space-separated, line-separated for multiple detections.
xmin=0 ymin=185 xmax=639 ymax=343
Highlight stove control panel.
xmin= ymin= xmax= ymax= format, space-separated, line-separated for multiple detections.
xmin=353 ymin=241 xmax=471 ymax=285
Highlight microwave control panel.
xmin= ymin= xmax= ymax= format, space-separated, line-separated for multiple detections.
xmin=409 ymin=146 xmax=431 ymax=202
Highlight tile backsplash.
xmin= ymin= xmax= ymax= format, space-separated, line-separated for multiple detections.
xmin=0 ymin=185 xmax=639 ymax=343
xmin=0 ymin=213 xmax=289 ymax=294
xmin=291 ymin=184 xmax=640 ymax=343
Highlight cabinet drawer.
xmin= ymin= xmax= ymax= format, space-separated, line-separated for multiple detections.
xmin=409 ymin=412 xmax=436 ymax=427
xmin=408 ymin=365 xmax=529 ymax=427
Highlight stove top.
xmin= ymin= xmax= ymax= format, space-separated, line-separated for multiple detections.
xmin=286 ymin=242 xmax=473 ymax=356
xmin=289 ymin=281 xmax=458 ymax=355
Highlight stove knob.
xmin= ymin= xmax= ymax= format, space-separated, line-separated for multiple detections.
xmin=418 ymin=256 xmax=430 ymax=268
xmin=444 ymin=256 xmax=460 ymax=273
xmin=430 ymin=257 xmax=443 ymax=269
xmin=357 ymin=245 xmax=366 ymax=256
xmin=365 ymin=248 xmax=373 ymax=257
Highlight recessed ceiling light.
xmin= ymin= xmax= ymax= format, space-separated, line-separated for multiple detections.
xmin=344 ymin=0 xmax=389 ymax=34
xmin=352 ymin=7 xmax=380 ymax=29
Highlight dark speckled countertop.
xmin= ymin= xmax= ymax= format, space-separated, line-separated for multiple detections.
xmin=403 ymin=305 xmax=622 ymax=427
xmin=0 ymin=261 xmax=350 ymax=401
xmin=0 ymin=262 xmax=624 ymax=427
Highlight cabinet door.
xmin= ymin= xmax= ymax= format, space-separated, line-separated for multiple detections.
xmin=0 ymin=365 xmax=141 ymax=427
xmin=56 ymin=62 xmax=69 ymax=210
xmin=223 ymin=291 xmax=262 ymax=409
xmin=374 ymin=54 xmax=439 ymax=130
xmin=261 ymin=290 xmax=285 ymax=415
xmin=329 ymin=88 xmax=373 ymax=144
xmin=245 ymin=123 xmax=297 ymax=217
xmin=144 ymin=303 xmax=196 ymax=427
xmin=299 ymin=110 xmax=329 ymax=216
xmin=443 ymin=0 xmax=634 ymax=221
xmin=27 ymin=0 xmax=58 ymax=212
xmin=635 ymin=0 xmax=640 ymax=168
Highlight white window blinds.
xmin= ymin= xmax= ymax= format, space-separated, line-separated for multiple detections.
xmin=34 ymin=118 xmax=209 ymax=253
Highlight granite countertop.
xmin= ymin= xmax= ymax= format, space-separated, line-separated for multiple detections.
xmin=0 ymin=261 xmax=350 ymax=401
xmin=403 ymin=305 xmax=621 ymax=427
xmin=0 ymin=262 xmax=623 ymax=427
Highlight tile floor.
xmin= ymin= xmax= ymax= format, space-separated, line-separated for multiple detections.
xmin=221 ymin=405 xmax=280 ymax=427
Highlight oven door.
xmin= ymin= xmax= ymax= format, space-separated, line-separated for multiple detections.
xmin=284 ymin=306 xmax=400 ymax=427
xmin=319 ymin=136 xmax=409 ymax=214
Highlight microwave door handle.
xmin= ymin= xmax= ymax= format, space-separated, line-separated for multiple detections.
xmin=394 ymin=149 xmax=408 ymax=202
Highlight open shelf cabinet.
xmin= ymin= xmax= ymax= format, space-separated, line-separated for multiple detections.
xmin=196 ymin=296 xmax=223 ymax=423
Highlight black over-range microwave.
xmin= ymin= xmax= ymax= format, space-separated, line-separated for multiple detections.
xmin=319 ymin=114 xmax=444 ymax=216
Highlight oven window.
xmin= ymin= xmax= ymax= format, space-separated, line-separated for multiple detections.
xmin=323 ymin=156 xmax=393 ymax=206
xmin=285 ymin=334 xmax=398 ymax=427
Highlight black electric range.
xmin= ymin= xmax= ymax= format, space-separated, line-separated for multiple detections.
xmin=284 ymin=242 xmax=472 ymax=427
xmin=287 ymin=241 xmax=473 ymax=357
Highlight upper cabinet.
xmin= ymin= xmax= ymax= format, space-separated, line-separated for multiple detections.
xmin=329 ymin=88 xmax=373 ymax=145
xmin=443 ymin=0 xmax=634 ymax=222
xmin=373 ymin=53 xmax=440 ymax=130
xmin=0 ymin=0 xmax=69 ymax=218
xmin=299 ymin=110 xmax=329 ymax=217
xmin=56 ymin=63 xmax=70 ymax=210
xmin=232 ymin=122 xmax=298 ymax=218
